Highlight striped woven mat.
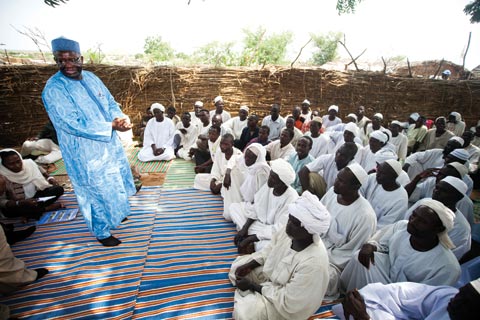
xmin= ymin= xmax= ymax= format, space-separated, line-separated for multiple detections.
xmin=162 ymin=158 xmax=196 ymax=189
xmin=0 ymin=187 xmax=338 ymax=319
xmin=49 ymin=147 xmax=172 ymax=176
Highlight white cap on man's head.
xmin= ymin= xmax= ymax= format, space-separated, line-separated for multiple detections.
xmin=373 ymin=113 xmax=383 ymax=120
xmin=302 ymin=99 xmax=311 ymax=105
xmin=409 ymin=112 xmax=420 ymax=121
xmin=214 ymin=96 xmax=223 ymax=104
xmin=328 ymin=105 xmax=339 ymax=112
xmin=194 ymin=101 xmax=204 ymax=107
xmin=346 ymin=113 xmax=358 ymax=122
xmin=346 ymin=163 xmax=368 ymax=186
xmin=239 ymin=105 xmax=249 ymax=112
xmin=441 ymin=176 xmax=468 ymax=195
xmin=150 ymin=103 xmax=165 ymax=113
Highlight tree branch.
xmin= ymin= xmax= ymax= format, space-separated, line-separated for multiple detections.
xmin=291 ymin=37 xmax=312 ymax=68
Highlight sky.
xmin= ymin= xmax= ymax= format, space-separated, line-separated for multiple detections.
xmin=1 ymin=0 xmax=480 ymax=69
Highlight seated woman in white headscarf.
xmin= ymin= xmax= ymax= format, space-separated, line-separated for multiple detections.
xmin=228 ymin=191 xmax=330 ymax=320
xmin=0 ymin=149 xmax=64 ymax=220
xmin=230 ymin=159 xmax=298 ymax=253
xmin=222 ymin=143 xmax=270 ymax=221
xmin=340 ymin=199 xmax=461 ymax=293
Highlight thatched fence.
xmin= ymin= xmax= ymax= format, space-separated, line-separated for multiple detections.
xmin=1 ymin=64 xmax=480 ymax=147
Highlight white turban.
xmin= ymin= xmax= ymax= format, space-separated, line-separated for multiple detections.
xmin=214 ymin=96 xmax=223 ymax=104
xmin=447 ymin=162 xmax=468 ymax=178
xmin=449 ymin=149 xmax=469 ymax=161
xmin=449 ymin=136 xmax=465 ymax=146
xmin=289 ymin=191 xmax=331 ymax=243
xmin=390 ymin=120 xmax=403 ymax=127
xmin=270 ymin=158 xmax=296 ymax=186
xmin=328 ymin=105 xmax=339 ymax=112
xmin=442 ymin=176 xmax=468 ymax=195
xmin=344 ymin=122 xmax=358 ymax=137
xmin=449 ymin=111 xmax=462 ymax=121
xmin=373 ymin=113 xmax=383 ymax=120
xmin=239 ymin=105 xmax=249 ymax=112
xmin=409 ymin=113 xmax=420 ymax=121
xmin=346 ymin=163 xmax=368 ymax=186
xmin=150 ymin=102 xmax=165 ymax=113
xmin=415 ymin=198 xmax=455 ymax=249
xmin=374 ymin=149 xmax=397 ymax=165
xmin=194 ymin=101 xmax=204 ymax=107
xmin=346 ymin=113 xmax=358 ymax=123
xmin=385 ymin=159 xmax=402 ymax=177
xmin=370 ymin=130 xmax=388 ymax=144
xmin=302 ymin=99 xmax=311 ymax=105
xmin=311 ymin=116 xmax=323 ymax=124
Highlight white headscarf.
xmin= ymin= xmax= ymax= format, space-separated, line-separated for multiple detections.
xmin=239 ymin=143 xmax=270 ymax=203
xmin=344 ymin=122 xmax=359 ymax=137
xmin=0 ymin=149 xmax=51 ymax=191
xmin=370 ymin=130 xmax=388 ymax=144
xmin=289 ymin=191 xmax=331 ymax=244
xmin=414 ymin=198 xmax=456 ymax=249
xmin=270 ymin=158 xmax=296 ymax=186
xmin=150 ymin=102 xmax=165 ymax=113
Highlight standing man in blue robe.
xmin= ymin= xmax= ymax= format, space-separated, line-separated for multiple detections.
xmin=42 ymin=37 xmax=136 ymax=247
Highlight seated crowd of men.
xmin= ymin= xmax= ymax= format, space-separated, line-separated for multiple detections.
xmin=1 ymin=95 xmax=480 ymax=319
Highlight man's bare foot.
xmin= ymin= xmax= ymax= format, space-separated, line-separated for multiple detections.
xmin=45 ymin=202 xmax=65 ymax=211
xmin=98 ymin=236 xmax=121 ymax=247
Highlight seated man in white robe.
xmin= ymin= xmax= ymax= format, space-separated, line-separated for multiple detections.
xmin=299 ymin=142 xmax=357 ymax=199
xmin=230 ymin=159 xmax=299 ymax=253
xmin=20 ymin=120 xmax=62 ymax=165
xmin=173 ymin=112 xmax=200 ymax=160
xmin=229 ymin=192 xmax=330 ymax=320
xmin=265 ymin=128 xmax=296 ymax=161
xmin=405 ymin=177 xmax=471 ymax=260
xmin=193 ymin=133 xmax=242 ymax=194
xmin=209 ymin=96 xmax=231 ymax=123
xmin=222 ymin=105 xmax=249 ymax=140
xmin=189 ymin=101 xmax=204 ymax=126
xmin=333 ymin=279 xmax=480 ymax=320
xmin=340 ymin=199 xmax=461 ymax=293
xmin=360 ymin=159 xmax=408 ymax=230
xmin=304 ymin=116 xmax=330 ymax=158
xmin=320 ymin=163 xmax=377 ymax=298
xmin=138 ymin=103 xmax=176 ymax=162
xmin=191 ymin=125 xmax=220 ymax=174
xmin=327 ymin=122 xmax=363 ymax=163
xmin=361 ymin=130 xmax=398 ymax=173
xmin=388 ymin=120 xmax=408 ymax=164
xmin=223 ymin=143 xmax=270 ymax=221
xmin=403 ymin=136 xmax=464 ymax=179
xmin=321 ymin=105 xmax=342 ymax=129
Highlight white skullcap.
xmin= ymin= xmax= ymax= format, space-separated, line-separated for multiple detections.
xmin=447 ymin=162 xmax=468 ymax=178
xmin=328 ymin=105 xmax=339 ymax=112
xmin=289 ymin=191 xmax=331 ymax=242
xmin=385 ymin=159 xmax=402 ymax=177
xmin=409 ymin=112 xmax=420 ymax=121
xmin=373 ymin=113 xmax=383 ymax=120
xmin=374 ymin=149 xmax=397 ymax=163
xmin=270 ymin=158 xmax=296 ymax=186
xmin=346 ymin=163 xmax=368 ymax=186
xmin=448 ymin=149 xmax=469 ymax=162
xmin=344 ymin=122 xmax=358 ymax=137
xmin=239 ymin=105 xmax=249 ymax=112
xmin=449 ymin=111 xmax=461 ymax=121
xmin=150 ymin=102 xmax=165 ymax=113
xmin=311 ymin=116 xmax=323 ymax=124
xmin=471 ymin=278 xmax=480 ymax=294
xmin=194 ymin=101 xmax=204 ymax=107
xmin=214 ymin=96 xmax=223 ymax=104
xmin=415 ymin=198 xmax=456 ymax=249
xmin=442 ymin=176 xmax=468 ymax=195
xmin=449 ymin=136 xmax=465 ymax=146
xmin=302 ymin=99 xmax=311 ymax=105
xmin=346 ymin=113 xmax=358 ymax=122
xmin=370 ymin=130 xmax=388 ymax=144
xmin=391 ymin=120 xmax=403 ymax=127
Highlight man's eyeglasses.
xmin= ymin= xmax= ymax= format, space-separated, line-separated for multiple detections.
xmin=56 ymin=57 xmax=82 ymax=66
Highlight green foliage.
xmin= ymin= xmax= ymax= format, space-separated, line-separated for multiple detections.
xmin=240 ymin=26 xmax=293 ymax=66
xmin=336 ymin=0 xmax=362 ymax=14
xmin=464 ymin=0 xmax=480 ymax=23
xmin=191 ymin=41 xmax=238 ymax=67
xmin=85 ymin=48 xmax=105 ymax=64
xmin=311 ymin=32 xmax=342 ymax=65
xmin=143 ymin=36 xmax=175 ymax=62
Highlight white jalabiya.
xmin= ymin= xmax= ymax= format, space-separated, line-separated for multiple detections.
xmin=404 ymin=198 xmax=471 ymax=260
xmin=360 ymin=173 xmax=408 ymax=229
xmin=228 ymin=226 xmax=329 ymax=320
xmin=404 ymin=148 xmax=444 ymax=179
xmin=389 ymin=133 xmax=408 ymax=163
xmin=326 ymin=132 xmax=364 ymax=163
xmin=360 ymin=146 xmax=397 ymax=173
xmin=321 ymin=115 xmax=342 ymax=129
xmin=320 ymin=188 xmax=377 ymax=297
xmin=223 ymin=144 xmax=270 ymax=221
xmin=265 ymin=140 xmax=295 ymax=161
xmin=209 ymin=109 xmax=231 ymax=123
xmin=138 ymin=117 xmax=176 ymax=161
xmin=262 ymin=115 xmax=286 ymax=141
xmin=306 ymin=155 xmax=353 ymax=190
xmin=222 ymin=116 xmax=248 ymax=139
xmin=193 ymin=146 xmax=242 ymax=191
xmin=340 ymin=221 xmax=461 ymax=293
xmin=304 ymin=132 xmax=330 ymax=158
xmin=332 ymin=282 xmax=458 ymax=320
xmin=408 ymin=176 xmax=474 ymax=226
xmin=175 ymin=121 xmax=200 ymax=160
xmin=229 ymin=184 xmax=299 ymax=251
xmin=20 ymin=138 xmax=62 ymax=164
